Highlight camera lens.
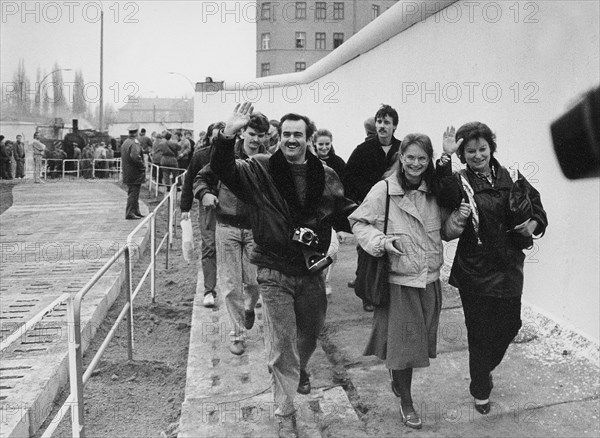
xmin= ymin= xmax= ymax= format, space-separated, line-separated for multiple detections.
xmin=302 ymin=231 xmax=314 ymax=243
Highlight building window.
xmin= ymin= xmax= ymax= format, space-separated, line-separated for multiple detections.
xmin=295 ymin=32 xmax=306 ymax=49
xmin=315 ymin=2 xmax=326 ymax=20
xmin=260 ymin=2 xmax=271 ymax=20
xmin=333 ymin=2 xmax=344 ymax=20
xmin=295 ymin=2 xmax=306 ymax=19
xmin=315 ymin=32 xmax=326 ymax=50
xmin=372 ymin=4 xmax=380 ymax=20
xmin=295 ymin=62 xmax=306 ymax=72
xmin=261 ymin=63 xmax=271 ymax=77
xmin=261 ymin=33 xmax=271 ymax=50
xmin=333 ymin=32 xmax=344 ymax=48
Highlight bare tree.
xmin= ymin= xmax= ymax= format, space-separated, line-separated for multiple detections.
xmin=51 ymin=62 xmax=68 ymax=116
xmin=12 ymin=59 xmax=31 ymax=117
xmin=41 ymin=69 xmax=50 ymax=117
xmin=73 ymin=69 xmax=87 ymax=116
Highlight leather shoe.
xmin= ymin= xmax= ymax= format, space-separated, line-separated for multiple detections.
xmin=229 ymin=340 xmax=245 ymax=356
xmin=297 ymin=369 xmax=311 ymax=395
xmin=475 ymin=399 xmax=491 ymax=415
xmin=363 ymin=302 xmax=374 ymax=312
xmin=125 ymin=215 xmax=141 ymax=220
xmin=134 ymin=212 xmax=145 ymax=218
xmin=244 ymin=310 xmax=255 ymax=330
xmin=400 ymin=405 xmax=422 ymax=429
xmin=347 ymin=280 xmax=355 ymax=288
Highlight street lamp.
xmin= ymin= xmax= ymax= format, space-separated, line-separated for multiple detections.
xmin=38 ymin=68 xmax=72 ymax=118
xmin=167 ymin=71 xmax=195 ymax=93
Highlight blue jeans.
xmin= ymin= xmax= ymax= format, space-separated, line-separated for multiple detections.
xmin=216 ymin=223 xmax=259 ymax=342
xmin=197 ymin=207 xmax=217 ymax=296
xmin=257 ymin=267 xmax=327 ymax=416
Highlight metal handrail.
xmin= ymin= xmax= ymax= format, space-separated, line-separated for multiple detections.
xmin=40 ymin=171 xmax=185 ymax=438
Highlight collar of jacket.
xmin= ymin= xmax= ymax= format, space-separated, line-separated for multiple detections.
xmin=465 ymin=157 xmax=512 ymax=190
xmin=269 ymin=149 xmax=325 ymax=223
xmin=386 ymin=171 xmax=429 ymax=196
xmin=364 ymin=135 xmax=401 ymax=152
xmin=385 ymin=172 xmax=431 ymax=226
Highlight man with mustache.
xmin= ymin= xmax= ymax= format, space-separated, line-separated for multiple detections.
xmin=194 ymin=112 xmax=270 ymax=355
xmin=343 ymin=104 xmax=402 ymax=311
xmin=211 ymin=103 xmax=355 ymax=438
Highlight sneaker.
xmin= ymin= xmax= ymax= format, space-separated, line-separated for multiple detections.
xmin=297 ymin=369 xmax=311 ymax=395
xmin=229 ymin=340 xmax=245 ymax=355
xmin=203 ymin=293 xmax=215 ymax=307
xmin=244 ymin=309 xmax=255 ymax=330
xmin=276 ymin=414 xmax=298 ymax=438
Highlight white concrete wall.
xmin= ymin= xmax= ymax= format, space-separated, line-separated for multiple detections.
xmin=194 ymin=0 xmax=600 ymax=343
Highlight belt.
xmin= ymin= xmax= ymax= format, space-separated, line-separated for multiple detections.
xmin=218 ymin=214 xmax=251 ymax=229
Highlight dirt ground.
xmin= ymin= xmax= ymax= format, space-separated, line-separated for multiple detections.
xmin=34 ymin=183 xmax=199 ymax=438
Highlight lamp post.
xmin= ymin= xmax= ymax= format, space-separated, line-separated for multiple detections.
xmin=167 ymin=71 xmax=195 ymax=94
xmin=38 ymin=68 xmax=72 ymax=117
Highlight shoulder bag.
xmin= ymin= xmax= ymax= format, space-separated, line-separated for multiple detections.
xmin=354 ymin=181 xmax=390 ymax=308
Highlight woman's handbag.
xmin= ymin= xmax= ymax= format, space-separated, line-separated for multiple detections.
xmin=354 ymin=181 xmax=390 ymax=308
xmin=507 ymin=168 xmax=535 ymax=249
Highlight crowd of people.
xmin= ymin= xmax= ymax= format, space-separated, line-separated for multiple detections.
xmin=175 ymin=102 xmax=547 ymax=438
xmin=0 ymin=133 xmax=120 ymax=182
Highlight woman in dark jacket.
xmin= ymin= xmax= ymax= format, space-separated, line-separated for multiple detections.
xmin=437 ymin=122 xmax=547 ymax=415
xmin=313 ymin=129 xmax=346 ymax=180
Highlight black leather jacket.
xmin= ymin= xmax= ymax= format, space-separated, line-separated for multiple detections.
xmin=211 ymin=133 xmax=356 ymax=276
xmin=436 ymin=157 xmax=548 ymax=297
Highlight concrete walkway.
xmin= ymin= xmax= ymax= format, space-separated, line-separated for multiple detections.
xmin=179 ymin=244 xmax=600 ymax=437
xmin=0 ymin=180 xmax=148 ymax=438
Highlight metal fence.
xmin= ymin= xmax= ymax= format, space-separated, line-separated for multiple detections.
xmin=22 ymin=172 xmax=185 ymax=438
xmin=41 ymin=158 xmax=122 ymax=180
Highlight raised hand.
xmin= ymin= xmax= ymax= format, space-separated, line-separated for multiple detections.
xmin=442 ymin=126 xmax=463 ymax=155
xmin=223 ymin=102 xmax=254 ymax=137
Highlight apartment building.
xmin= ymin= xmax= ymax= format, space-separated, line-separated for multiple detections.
xmin=256 ymin=0 xmax=399 ymax=77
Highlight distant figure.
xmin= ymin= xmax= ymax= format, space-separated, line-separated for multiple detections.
xmin=364 ymin=116 xmax=377 ymax=141
xmin=120 ymin=124 xmax=146 ymax=220
xmin=176 ymin=131 xmax=191 ymax=171
xmin=139 ymin=128 xmax=153 ymax=168
xmin=0 ymin=138 xmax=13 ymax=179
xmin=14 ymin=135 xmax=26 ymax=179
xmin=31 ymin=132 xmax=46 ymax=183
xmin=94 ymin=142 xmax=108 ymax=178
xmin=81 ymin=144 xmax=94 ymax=179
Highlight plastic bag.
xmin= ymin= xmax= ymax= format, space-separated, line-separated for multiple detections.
xmin=180 ymin=218 xmax=194 ymax=262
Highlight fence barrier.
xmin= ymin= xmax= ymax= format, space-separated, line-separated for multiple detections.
xmin=19 ymin=171 xmax=186 ymax=438
xmin=41 ymin=158 xmax=122 ymax=180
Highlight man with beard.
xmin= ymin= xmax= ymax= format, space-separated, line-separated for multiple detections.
xmin=343 ymin=104 xmax=402 ymax=311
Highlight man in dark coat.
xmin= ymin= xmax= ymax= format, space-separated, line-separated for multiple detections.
xmin=121 ymin=124 xmax=146 ymax=220
xmin=211 ymin=103 xmax=355 ymax=438
xmin=343 ymin=104 xmax=402 ymax=311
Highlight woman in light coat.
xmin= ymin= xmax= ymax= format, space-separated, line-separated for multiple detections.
xmin=349 ymin=133 xmax=469 ymax=429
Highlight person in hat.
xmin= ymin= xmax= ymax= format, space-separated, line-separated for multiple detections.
xmin=121 ymin=124 xmax=146 ymax=219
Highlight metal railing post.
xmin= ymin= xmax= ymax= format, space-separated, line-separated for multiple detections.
xmin=124 ymin=245 xmax=134 ymax=360
xmin=150 ymin=214 xmax=156 ymax=303
xmin=165 ymin=192 xmax=171 ymax=269
xmin=92 ymin=160 xmax=96 ymax=179
xmin=67 ymin=295 xmax=85 ymax=437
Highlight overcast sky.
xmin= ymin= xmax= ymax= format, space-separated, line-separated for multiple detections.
xmin=1 ymin=1 xmax=257 ymax=107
